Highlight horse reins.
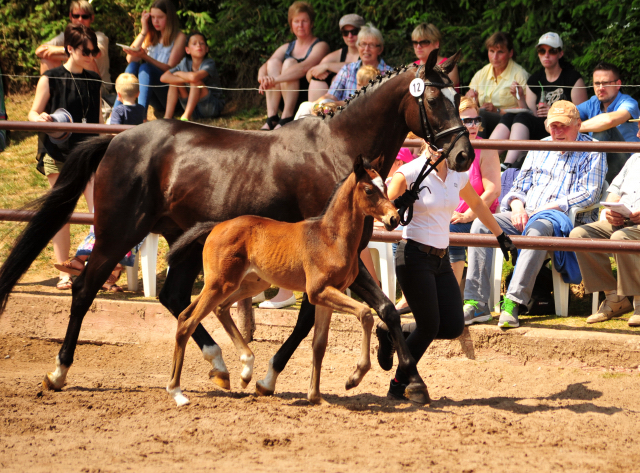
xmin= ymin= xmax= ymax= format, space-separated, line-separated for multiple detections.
xmin=393 ymin=64 xmax=469 ymax=225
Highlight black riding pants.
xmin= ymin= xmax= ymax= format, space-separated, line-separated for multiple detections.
xmin=394 ymin=240 xmax=464 ymax=384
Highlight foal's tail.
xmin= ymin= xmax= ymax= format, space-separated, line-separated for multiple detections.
xmin=0 ymin=135 xmax=115 ymax=313
xmin=166 ymin=221 xmax=216 ymax=267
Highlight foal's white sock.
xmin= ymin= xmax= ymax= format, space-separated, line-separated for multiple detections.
xmin=604 ymin=290 xmax=625 ymax=303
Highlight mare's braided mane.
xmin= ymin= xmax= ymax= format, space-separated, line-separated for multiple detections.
xmin=316 ymin=63 xmax=416 ymax=120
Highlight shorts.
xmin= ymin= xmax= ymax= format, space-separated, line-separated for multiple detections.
xmin=499 ymin=112 xmax=548 ymax=141
xmin=179 ymin=90 xmax=225 ymax=119
xmin=43 ymin=156 xmax=64 ymax=176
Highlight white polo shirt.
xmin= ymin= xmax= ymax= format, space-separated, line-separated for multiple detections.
xmin=399 ymin=156 xmax=469 ymax=249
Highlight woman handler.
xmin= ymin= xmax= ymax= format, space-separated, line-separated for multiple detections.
xmin=376 ymin=142 xmax=513 ymax=400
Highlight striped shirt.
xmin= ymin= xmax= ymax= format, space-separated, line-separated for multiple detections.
xmin=501 ymin=133 xmax=607 ymax=225
xmin=328 ymin=59 xmax=392 ymax=101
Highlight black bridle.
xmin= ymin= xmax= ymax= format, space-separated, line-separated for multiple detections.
xmin=393 ymin=64 xmax=469 ymax=225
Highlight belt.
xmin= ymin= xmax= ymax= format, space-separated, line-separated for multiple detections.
xmin=404 ymin=239 xmax=448 ymax=258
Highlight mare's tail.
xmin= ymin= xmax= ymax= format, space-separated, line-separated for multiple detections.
xmin=166 ymin=221 xmax=216 ymax=267
xmin=0 ymin=135 xmax=115 ymax=313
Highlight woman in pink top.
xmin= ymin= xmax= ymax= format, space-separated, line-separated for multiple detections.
xmin=449 ymin=97 xmax=501 ymax=284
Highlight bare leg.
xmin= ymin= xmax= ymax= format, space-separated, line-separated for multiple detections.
xmin=164 ymin=85 xmax=181 ymax=119
xmin=360 ymin=248 xmax=380 ymax=287
xmin=307 ymin=79 xmax=329 ymax=102
xmin=489 ymin=123 xmax=511 ymax=140
xmin=278 ymin=58 xmax=301 ymax=120
xmin=452 ymin=261 xmax=465 ymax=286
xmin=308 ymin=305 xmax=332 ymax=405
xmin=504 ymin=122 xmax=530 ymax=165
xmin=182 ymin=83 xmax=208 ymax=120
xmin=263 ymin=58 xmax=284 ymax=123
xmin=47 ymin=173 xmax=70 ymax=278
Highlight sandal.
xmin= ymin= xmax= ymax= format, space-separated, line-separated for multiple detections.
xmin=54 ymin=257 xmax=85 ymax=276
xmin=260 ymin=114 xmax=280 ymax=131
xmin=56 ymin=275 xmax=73 ymax=290
xmin=100 ymin=269 xmax=123 ymax=293
xmin=273 ymin=116 xmax=294 ymax=129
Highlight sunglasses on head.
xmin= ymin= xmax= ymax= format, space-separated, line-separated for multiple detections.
xmin=71 ymin=13 xmax=91 ymax=19
xmin=537 ymin=47 xmax=560 ymax=56
xmin=341 ymin=27 xmax=360 ymax=37
xmin=412 ymin=39 xmax=431 ymax=47
xmin=462 ymin=117 xmax=482 ymax=127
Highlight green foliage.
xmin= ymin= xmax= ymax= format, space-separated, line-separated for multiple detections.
xmin=1 ymin=0 xmax=640 ymax=102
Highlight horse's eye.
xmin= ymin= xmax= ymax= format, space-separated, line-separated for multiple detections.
xmin=364 ymin=187 xmax=374 ymax=195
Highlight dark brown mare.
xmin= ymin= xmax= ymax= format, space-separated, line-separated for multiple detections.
xmin=0 ymin=50 xmax=472 ymax=405
xmin=166 ymin=156 xmax=399 ymax=406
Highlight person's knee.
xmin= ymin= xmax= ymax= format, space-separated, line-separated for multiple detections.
xmin=569 ymin=225 xmax=589 ymax=239
xmin=470 ymin=218 xmax=490 ymax=234
xmin=611 ymin=230 xmax=629 ymax=242
xmin=524 ymin=219 xmax=553 ymax=237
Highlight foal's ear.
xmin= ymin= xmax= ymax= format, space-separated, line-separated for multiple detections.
xmin=439 ymin=50 xmax=462 ymax=75
xmin=370 ymin=154 xmax=384 ymax=172
xmin=353 ymin=154 xmax=371 ymax=180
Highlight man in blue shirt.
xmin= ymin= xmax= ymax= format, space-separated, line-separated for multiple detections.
xmin=577 ymin=62 xmax=640 ymax=182
xmin=463 ymin=101 xmax=607 ymax=329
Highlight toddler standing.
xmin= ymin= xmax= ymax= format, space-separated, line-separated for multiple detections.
xmin=110 ymin=73 xmax=146 ymax=125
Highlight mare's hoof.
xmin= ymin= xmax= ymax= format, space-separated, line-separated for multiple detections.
xmin=209 ymin=370 xmax=231 ymax=390
xmin=42 ymin=374 xmax=62 ymax=392
xmin=255 ymin=380 xmax=274 ymax=397
xmin=405 ymin=383 xmax=431 ymax=405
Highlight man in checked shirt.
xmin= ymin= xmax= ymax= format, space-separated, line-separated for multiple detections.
xmin=569 ymin=119 xmax=640 ymax=327
xmin=462 ymin=100 xmax=607 ymax=329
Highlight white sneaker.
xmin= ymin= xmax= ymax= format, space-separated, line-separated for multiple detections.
xmin=258 ymin=294 xmax=297 ymax=309
xmin=231 ymin=292 xmax=266 ymax=307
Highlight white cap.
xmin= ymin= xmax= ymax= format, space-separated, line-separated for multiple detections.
xmin=537 ymin=32 xmax=563 ymax=49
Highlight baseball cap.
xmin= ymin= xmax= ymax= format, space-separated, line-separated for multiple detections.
xmin=396 ymin=148 xmax=414 ymax=164
xmin=537 ymin=32 xmax=563 ymax=49
xmin=544 ymin=100 xmax=579 ymax=129
xmin=339 ymin=14 xmax=365 ymax=30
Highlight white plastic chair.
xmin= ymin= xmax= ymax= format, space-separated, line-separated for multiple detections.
xmin=124 ymin=233 xmax=160 ymax=297
xmin=491 ymin=183 xmax=607 ymax=317
xmin=367 ymin=241 xmax=397 ymax=301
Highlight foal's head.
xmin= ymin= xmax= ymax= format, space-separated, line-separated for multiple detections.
xmin=353 ymin=155 xmax=399 ymax=231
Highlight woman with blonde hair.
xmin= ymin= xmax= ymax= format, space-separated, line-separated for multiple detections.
xmin=411 ymin=23 xmax=459 ymax=91
xmin=449 ymin=97 xmax=501 ymax=285
xmin=258 ymin=1 xmax=330 ymax=129
xmin=115 ymin=0 xmax=187 ymax=114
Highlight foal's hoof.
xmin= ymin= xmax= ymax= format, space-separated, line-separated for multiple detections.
xmin=255 ymin=380 xmax=274 ymax=397
xmin=240 ymin=379 xmax=250 ymax=389
xmin=308 ymin=394 xmax=329 ymax=406
xmin=405 ymin=382 xmax=431 ymax=405
xmin=209 ymin=369 xmax=231 ymax=390
xmin=345 ymin=376 xmax=360 ymax=391
xmin=42 ymin=374 xmax=63 ymax=392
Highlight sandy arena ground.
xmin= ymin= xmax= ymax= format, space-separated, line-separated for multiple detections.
xmin=2 ymin=311 xmax=640 ymax=473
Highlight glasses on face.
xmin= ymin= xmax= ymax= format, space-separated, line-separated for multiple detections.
xmin=71 ymin=13 xmax=91 ymax=20
xmin=412 ymin=39 xmax=431 ymax=48
xmin=594 ymin=80 xmax=618 ymax=89
xmin=462 ymin=117 xmax=481 ymax=127
xmin=359 ymin=42 xmax=380 ymax=50
xmin=537 ymin=47 xmax=560 ymax=56
xmin=80 ymin=47 xmax=99 ymax=57
xmin=341 ymin=28 xmax=360 ymax=37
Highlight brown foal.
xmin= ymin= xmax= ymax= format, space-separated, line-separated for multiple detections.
xmin=167 ymin=156 xmax=400 ymax=406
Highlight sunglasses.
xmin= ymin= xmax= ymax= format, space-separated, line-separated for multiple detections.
xmin=79 ymin=47 xmax=99 ymax=57
xmin=412 ymin=39 xmax=431 ymax=47
xmin=341 ymin=28 xmax=360 ymax=37
xmin=462 ymin=117 xmax=482 ymax=127
xmin=71 ymin=13 xmax=92 ymax=19
xmin=594 ymin=80 xmax=618 ymax=88
xmin=537 ymin=47 xmax=560 ymax=56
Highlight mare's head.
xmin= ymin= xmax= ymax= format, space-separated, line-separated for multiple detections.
xmin=406 ymin=49 xmax=475 ymax=172
xmin=353 ymin=155 xmax=399 ymax=231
